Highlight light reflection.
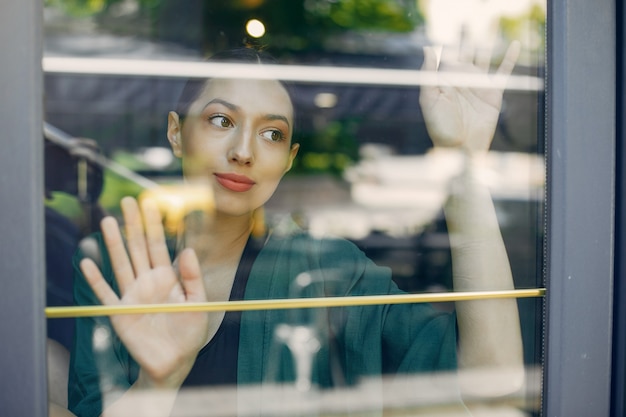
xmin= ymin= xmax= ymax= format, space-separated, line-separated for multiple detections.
xmin=299 ymin=148 xmax=545 ymax=240
xmin=42 ymin=57 xmax=544 ymax=91
xmin=92 ymin=325 xmax=111 ymax=351
xmin=425 ymin=0 xmax=545 ymax=45
xmin=138 ymin=184 xmax=214 ymax=234
xmin=120 ymin=366 xmax=540 ymax=416
xmin=314 ymin=92 xmax=338 ymax=108
xmin=246 ymin=19 xmax=266 ymax=38
xmin=138 ymin=147 xmax=175 ymax=169
xmin=274 ymin=324 xmax=321 ymax=392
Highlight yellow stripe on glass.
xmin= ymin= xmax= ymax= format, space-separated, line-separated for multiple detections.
xmin=46 ymin=289 xmax=545 ymax=318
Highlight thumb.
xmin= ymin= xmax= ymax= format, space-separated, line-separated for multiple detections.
xmin=419 ymin=46 xmax=444 ymax=110
xmin=178 ymin=248 xmax=206 ymax=302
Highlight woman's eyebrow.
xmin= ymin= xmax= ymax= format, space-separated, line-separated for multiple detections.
xmin=263 ymin=114 xmax=291 ymax=129
xmin=203 ymin=98 xmax=239 ymax=112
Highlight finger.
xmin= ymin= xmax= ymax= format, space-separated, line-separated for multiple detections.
xmin=496 ymin=40 xmax=521 ymax=77
xmin=141 ymin=197 xmax=171 ymax=268
xmin=474 ymin=46 xmax=492 ymax=73
xmin=459 ymin=44 xmax=475 ymax=65
xmin=440 ymin=44 xmax=460 ymax=69
xmin=421 ymin=46 xmax=440 ymax=71
xmin=101 ymin=216 xmax=135 ymax=294
xmin=420 ymin=46 xmax=443 ymax=108
xmin=80 ymin=258 xmax=121 ymax=306
xmin=178 ymin=248 xmax=206 ymax=302
xmin=121 ymin=197 xmax=151 ymax=276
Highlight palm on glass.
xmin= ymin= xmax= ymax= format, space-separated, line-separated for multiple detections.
xmin=419 ymin=41 xmax=521 ymax=153
xmin=79 ymin=197 xmax=209 ymax=387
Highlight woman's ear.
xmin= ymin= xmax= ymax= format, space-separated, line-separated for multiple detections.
xmin=284 ymin=143 xmax=300 ymax=173
xmin=167 ymin=111 xmax=183 ymax=158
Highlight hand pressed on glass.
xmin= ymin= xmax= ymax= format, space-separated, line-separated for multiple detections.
xmin=79 ymin=197 xmax=210 ymax=388
xmin=420 ymin=41 xmax=521 ymax=153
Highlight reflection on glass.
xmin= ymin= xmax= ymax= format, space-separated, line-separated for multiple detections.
xmin=138 ymin=184 xmax=215 ymax=235
xmin=44 ymin=1 xmax=546 ymax=416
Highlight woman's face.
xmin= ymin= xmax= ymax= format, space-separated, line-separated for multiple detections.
xmin=168 ymin=78 xmax=299 ymax=218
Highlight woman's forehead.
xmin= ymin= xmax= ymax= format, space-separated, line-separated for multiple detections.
xmin=193 ymin=78 xmax=293 ymax=117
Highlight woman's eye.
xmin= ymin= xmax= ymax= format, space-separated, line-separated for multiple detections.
xmin=209 ymin=115 xmax=233 ymax=128
xmin=261 ymin=130 xmax=284 ymax=142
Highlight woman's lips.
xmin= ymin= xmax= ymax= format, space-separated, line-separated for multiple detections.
xmin=214 ymin=173 xmax=255 ymax=192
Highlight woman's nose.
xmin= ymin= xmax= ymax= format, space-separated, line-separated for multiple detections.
xmin=228 ymin=128 xmax=254 ymax=165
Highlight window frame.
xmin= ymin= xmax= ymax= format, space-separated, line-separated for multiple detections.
xmin=0 ymin=0 xmax=618 ymax=415
xmin=0 ymin=1 xmax=47 ymax=416
xmin=612 ymin=0 xmax=626 ymax=415
xmin=543 ymin=0 xmax=616 ymax=416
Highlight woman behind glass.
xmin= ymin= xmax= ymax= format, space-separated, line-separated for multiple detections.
xmin=69 ymin=45 xmax=524 ymax=417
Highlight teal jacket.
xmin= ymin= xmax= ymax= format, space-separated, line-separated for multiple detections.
xmin=68 ymin=225 xmax=458 ymax=417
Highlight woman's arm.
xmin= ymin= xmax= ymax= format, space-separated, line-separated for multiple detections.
xmin=419 ymin=42 xmax=524 ymax=397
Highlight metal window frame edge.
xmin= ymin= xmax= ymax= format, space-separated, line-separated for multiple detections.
xmin=543 ymin=0 xmax=616 ymax=416
xmin=0 ymin=1 xmax=46 ymax=416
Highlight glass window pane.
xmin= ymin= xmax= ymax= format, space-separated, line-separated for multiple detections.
xmin=44 ymin=1 xmax=546 ymax=415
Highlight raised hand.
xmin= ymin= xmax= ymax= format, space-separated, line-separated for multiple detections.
xmin=419 ymin=41 xmax=520 ymax=153
xmin=79 ymin=196 xmax=209 ymax=388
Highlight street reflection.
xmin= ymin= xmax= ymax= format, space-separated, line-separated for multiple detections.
xmin=92 ymin=366 xmax=541 ymax=417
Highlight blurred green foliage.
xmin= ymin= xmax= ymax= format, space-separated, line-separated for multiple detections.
xmin=99 ymin=170 xmax=144 ymax=217
xmin=45 ymin=0 xmax=423 ymax=54
xmin=291 ymin=118 xmax=360 ymax=176
xmin=45 ymin=0 xmax=107 ymax=16
xmin=46 ymin=0 xmax=159 ymax=17
xmin=500 ymin=4 xmax=546 ymax=55
xmin=309 ymin=0 xmax=421 ymax=32
xmin=45 ymin=192 xmax=84 ymax=222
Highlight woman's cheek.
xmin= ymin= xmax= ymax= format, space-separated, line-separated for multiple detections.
xmin=182 ymin=153 xmax=212 ymax=177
